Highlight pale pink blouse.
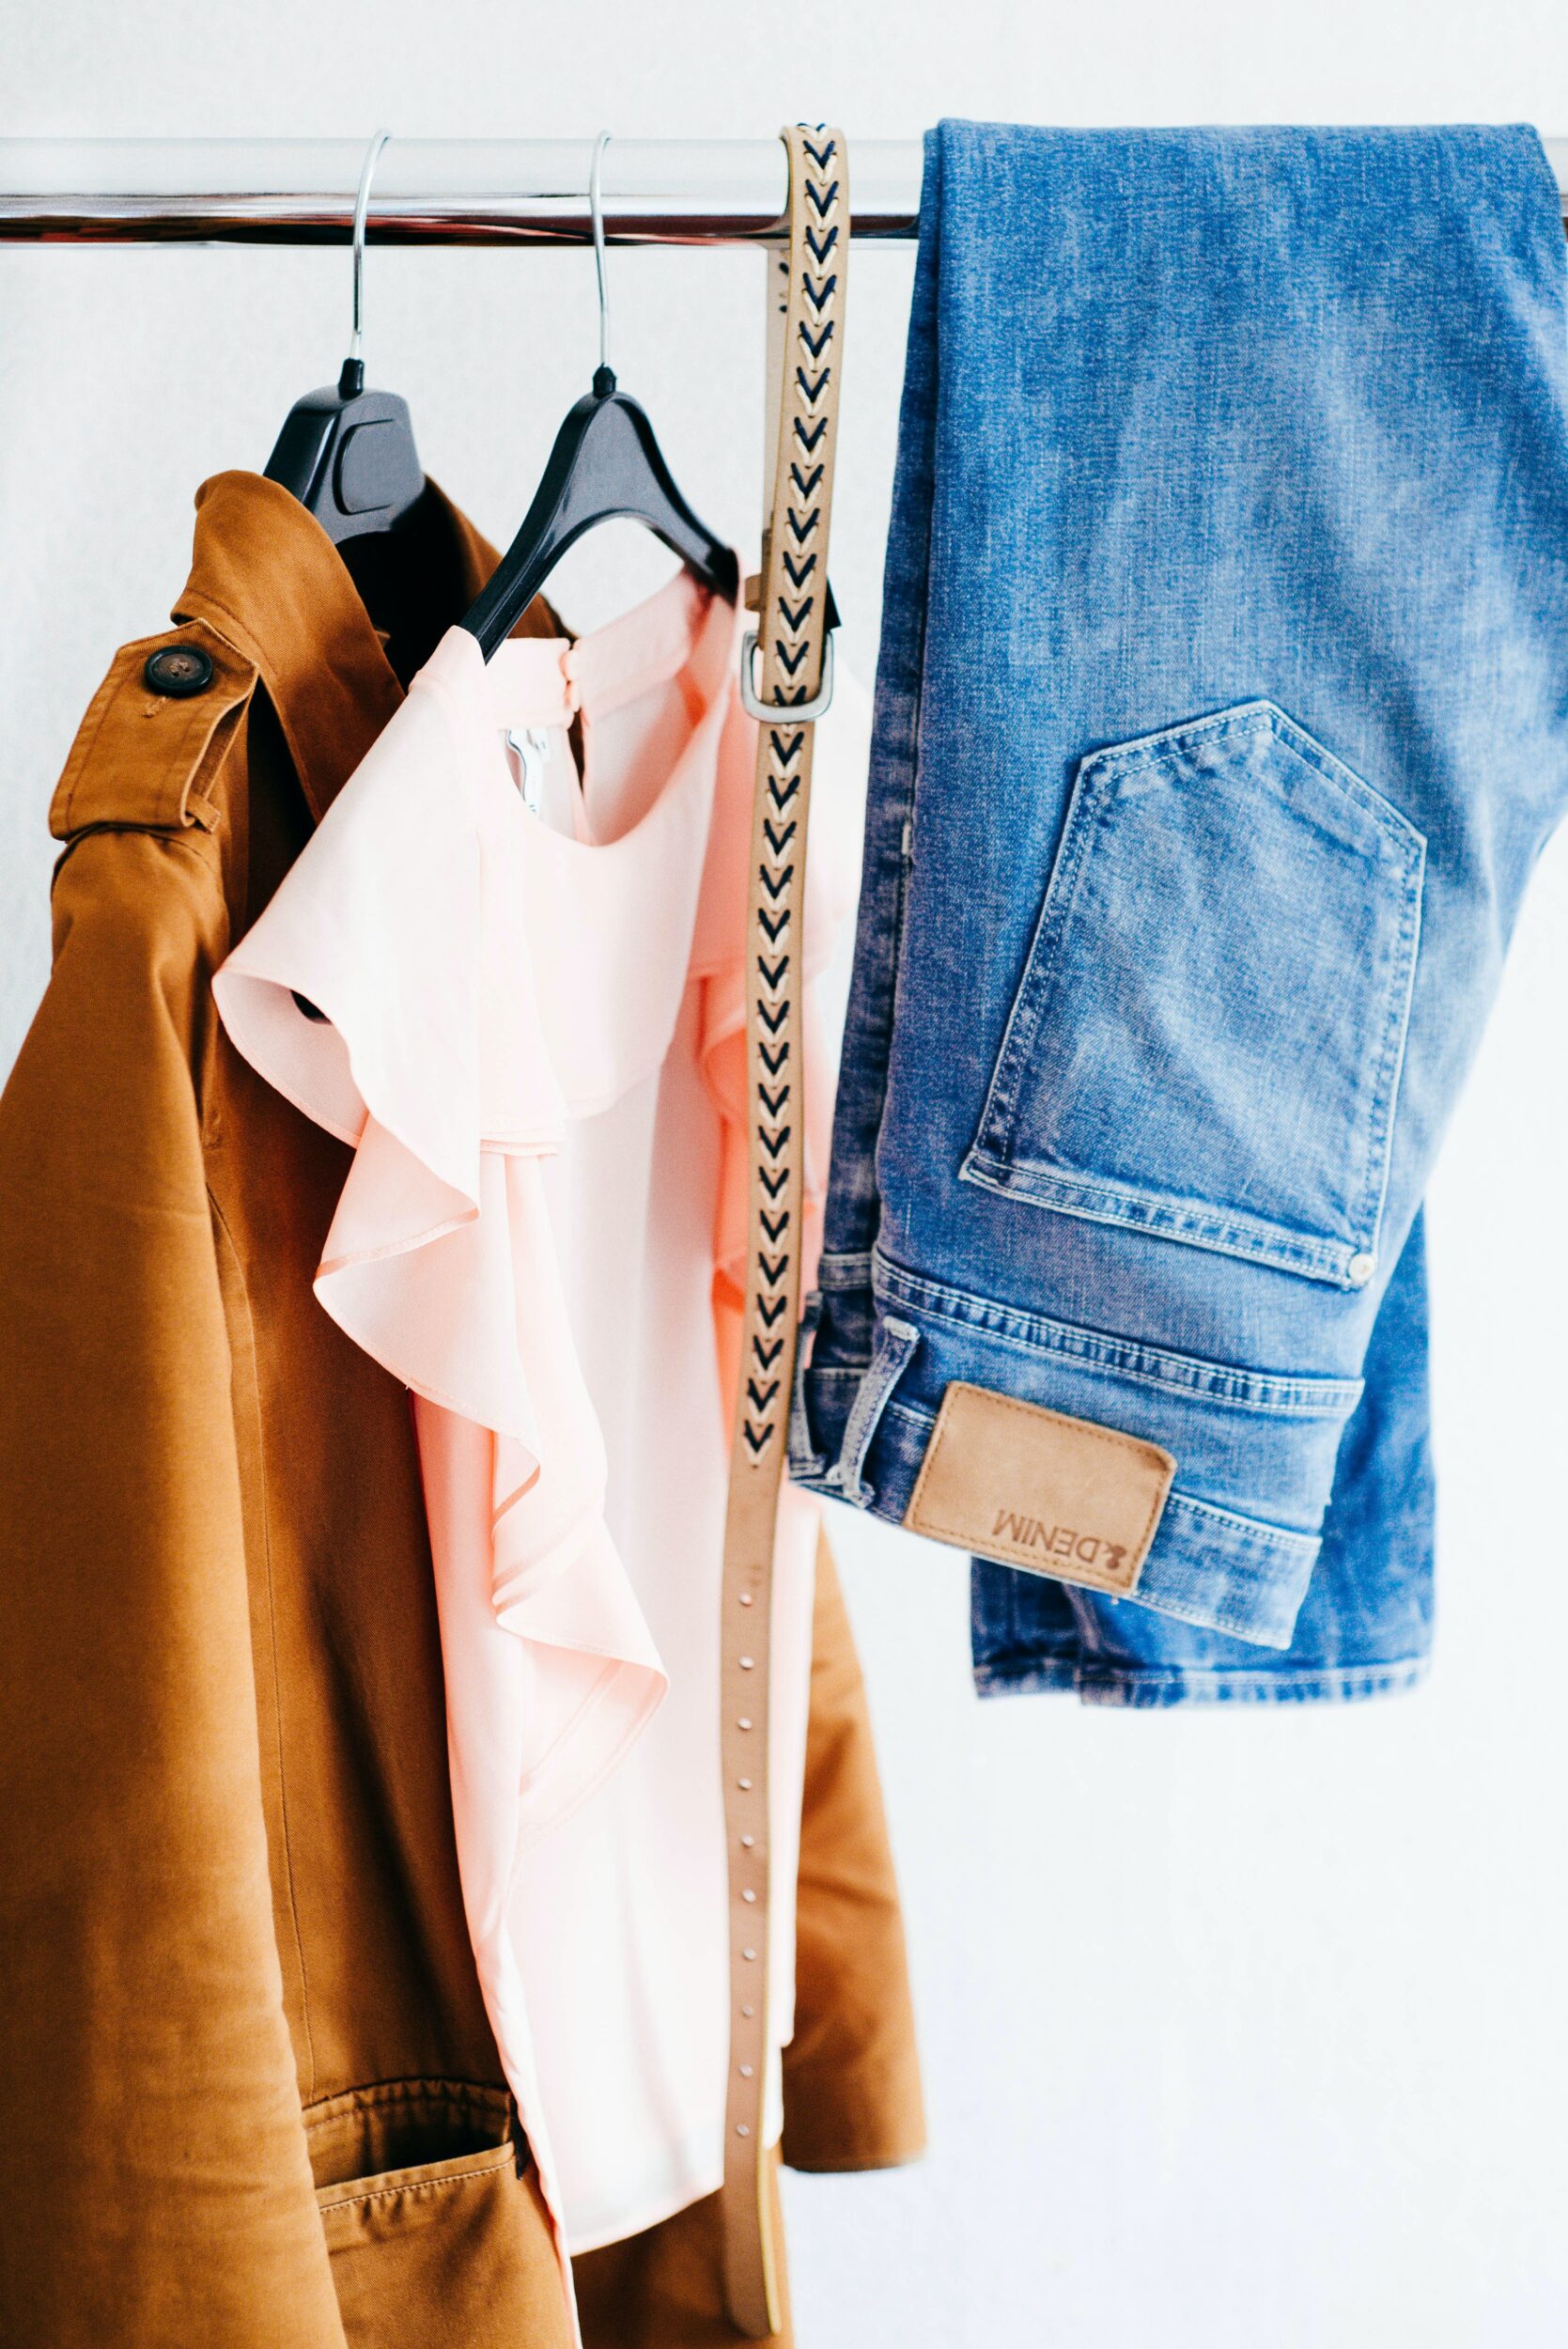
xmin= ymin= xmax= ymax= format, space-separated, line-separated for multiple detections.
xmin=214 ymin=570 xmax=863 ymax=2312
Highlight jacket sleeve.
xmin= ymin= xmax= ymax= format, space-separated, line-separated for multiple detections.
xmin=0 ymin=823 xmax=348 ymax=2347
xmin=781 ymin=1531 xmax=927 ymax=2172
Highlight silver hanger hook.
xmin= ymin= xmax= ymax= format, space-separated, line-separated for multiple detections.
xmin=348 ymin=129 xmax=391 ymax=367
xmin=589 ymin=130 xmax=613 ymax=385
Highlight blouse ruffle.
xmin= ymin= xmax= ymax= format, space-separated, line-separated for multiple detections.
xmin=214 ymin=675 xmax=668 ymax=1840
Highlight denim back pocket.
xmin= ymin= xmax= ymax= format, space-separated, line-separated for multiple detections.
xmin=960 ymin=701 xmax=1425 ymax=1289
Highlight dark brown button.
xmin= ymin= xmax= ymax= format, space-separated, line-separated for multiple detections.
xmin=143 ymin=644 xmax=214 ymax=698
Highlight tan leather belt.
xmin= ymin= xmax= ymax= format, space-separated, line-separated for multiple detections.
xmin=719 ymin=121 xmax=848 ymax=2340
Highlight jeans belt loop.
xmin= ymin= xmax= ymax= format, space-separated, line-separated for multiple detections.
xmin=787 ymin=1291 xmax=827 ymax=1480
xmin=834 ymin=1315 xmax=920 ymax=1508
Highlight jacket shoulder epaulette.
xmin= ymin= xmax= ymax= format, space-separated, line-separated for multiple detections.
xmin=49 ymin=615 xmax=258 ymax=843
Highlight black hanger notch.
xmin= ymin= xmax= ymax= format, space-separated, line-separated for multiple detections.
xmin=265 ymin=355 xmax=424 ymax=544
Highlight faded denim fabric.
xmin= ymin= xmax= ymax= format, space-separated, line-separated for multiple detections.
xmin=792 ymin=122 xmax=1568 ymax=1685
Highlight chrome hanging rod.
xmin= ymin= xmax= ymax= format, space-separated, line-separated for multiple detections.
xmin=0 ymin=138 xmax=919 ymax=247
xmin=10 ymin=136 xmax=1566 ymax=248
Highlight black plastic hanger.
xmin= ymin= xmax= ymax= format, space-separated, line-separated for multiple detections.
xmin=265 ymin=131 xmax=424 ymax=545
xmin=461 ymin=133 xmax=737 ymax=661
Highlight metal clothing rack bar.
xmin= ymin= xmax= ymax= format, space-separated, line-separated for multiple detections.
xmin=8 ymin=135 xmax=1566 ymax=248
xmin=0 ymin=138 xmax=920 ymax=246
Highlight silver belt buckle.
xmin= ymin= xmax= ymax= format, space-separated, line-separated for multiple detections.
xmin=738 ymin=629 xmax=834 ymax=724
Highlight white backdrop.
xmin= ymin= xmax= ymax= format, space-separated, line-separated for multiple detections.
xmin=5 ymin=7 xmax=1568 ymax=2345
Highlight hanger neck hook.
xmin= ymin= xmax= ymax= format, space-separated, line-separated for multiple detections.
xmin=589 ymin=131 xmax=615 ymax=397
xmin=340 ymin=128 xmax=391 ymax=399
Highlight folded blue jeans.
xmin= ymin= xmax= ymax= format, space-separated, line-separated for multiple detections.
xmin=970 ymin=1207 xmax=1436 ymax=1703
xmin=792 ymin=122 xmax=1568 ymax=1678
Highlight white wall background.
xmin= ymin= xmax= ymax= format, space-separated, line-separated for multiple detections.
xmin=6 ymin=7 xmax=1568 ymax=2344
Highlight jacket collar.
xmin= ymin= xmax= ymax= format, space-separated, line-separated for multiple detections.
xmin=174 ymin=470 xmax=507 ymax=825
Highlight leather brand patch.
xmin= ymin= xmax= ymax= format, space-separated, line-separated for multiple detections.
xmin=902 ymin=1384 xmax=1175 ymax=1596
